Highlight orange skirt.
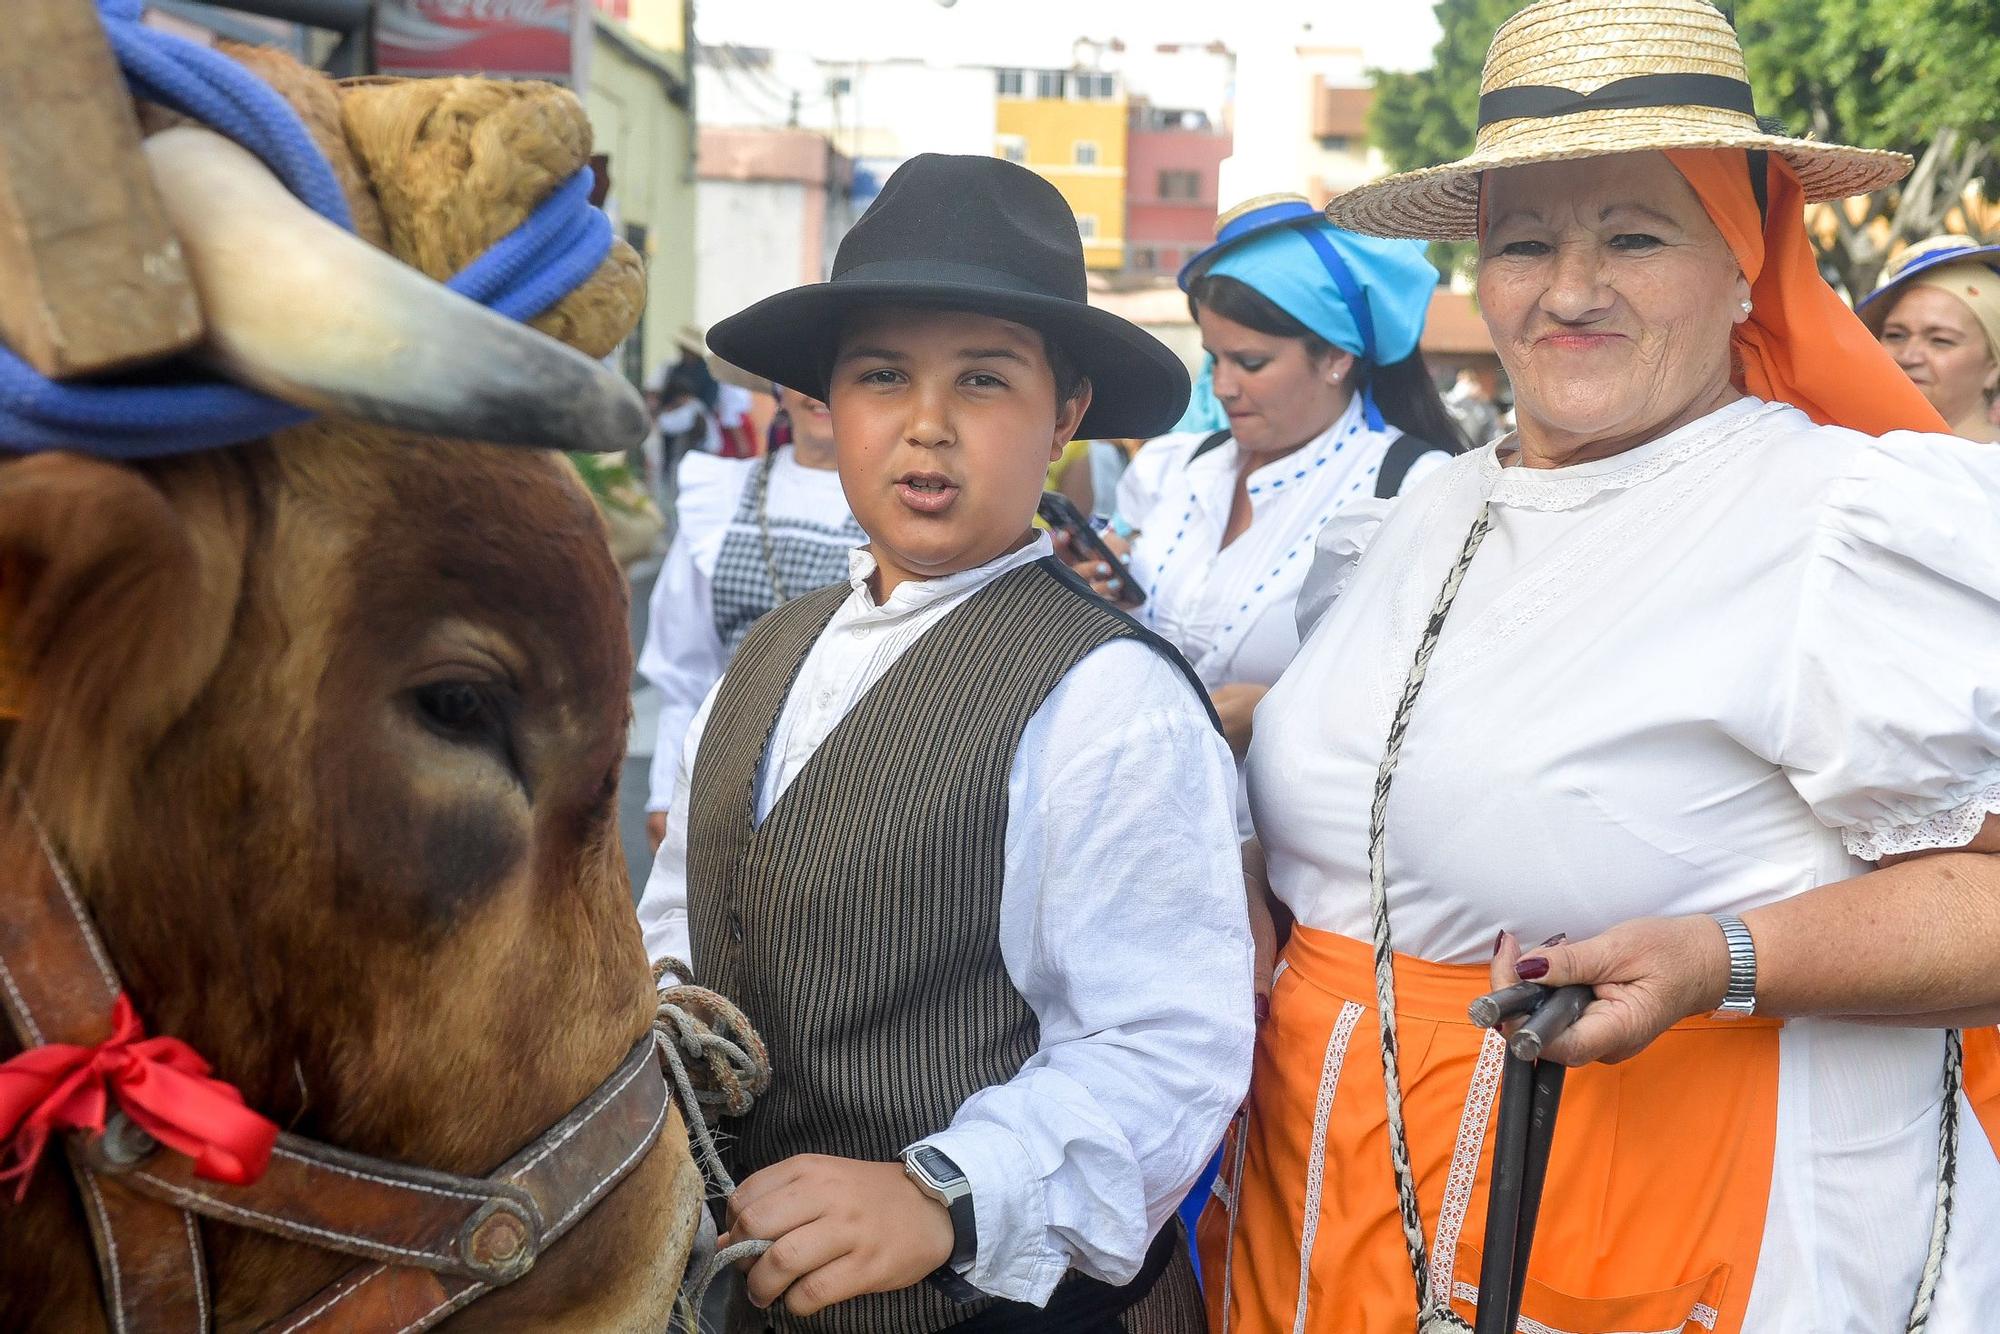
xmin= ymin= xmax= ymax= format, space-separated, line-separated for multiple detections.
xmin=1965 ymin=1027 xmax=2000 ymax=1157
xmin=1200 ymin=925 xmax=1784 ymax=1334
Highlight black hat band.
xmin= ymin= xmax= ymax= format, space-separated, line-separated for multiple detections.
xmin=1478 ymin=72 xmax=1756 ymax=129
xmin=836 ymin=259 xmax=1086 ymax=304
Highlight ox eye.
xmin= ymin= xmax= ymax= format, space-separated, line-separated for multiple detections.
xmin=412 ymin=681 xmax=505 ymax=744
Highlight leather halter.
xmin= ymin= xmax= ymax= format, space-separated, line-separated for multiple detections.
xmin=0 ymin=785 xmax=673 ymax=1332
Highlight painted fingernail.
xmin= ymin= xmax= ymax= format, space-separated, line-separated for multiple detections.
xmin=1107 ymin=578 xmax=1122 ymax=591
xmin=1538 ymin=932 xmax=1568 ymax=948
xmin=1254 ymin=994 xmax=1270 ymax=1022
xmin=1492 ymin=929 xmax=1508 ymax=957
xmin=1095 ymin=563 xmax=1110 ymax=575
xmin=1515 ymin=956 xmax=1550 ymax=980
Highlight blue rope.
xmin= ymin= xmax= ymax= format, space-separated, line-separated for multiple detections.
xmin=0 ymin=1 xmax=616 ymax=459
xmin=1294 ymin=222 xmax=1387 ymax=431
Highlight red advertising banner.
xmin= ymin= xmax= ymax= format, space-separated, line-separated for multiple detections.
xmin=375 ymin=0 xmax=585 ymax=84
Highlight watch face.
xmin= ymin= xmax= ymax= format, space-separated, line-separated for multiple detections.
xmin=910 ymin=1146 xmax=963 ymax=1188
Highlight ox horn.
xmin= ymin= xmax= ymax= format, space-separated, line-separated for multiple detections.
xmin=140 ymin=126 xmax=646 ymax=454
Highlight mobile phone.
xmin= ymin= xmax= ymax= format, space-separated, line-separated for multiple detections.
xmin=1039 ymin=490 xmax=1144 ymax=607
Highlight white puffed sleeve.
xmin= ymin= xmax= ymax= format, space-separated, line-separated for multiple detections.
xmin=637 ymin=453 xmax=754 ymax=810
xmin=1112 ymin=431 xmax=1201 ymax=532
xmin=1777 ymin=431 xmax=2000 ymax=860
xmin=1295 ymin=499 xmax=1391 ymax=638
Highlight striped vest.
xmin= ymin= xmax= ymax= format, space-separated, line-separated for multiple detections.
xmin=686 ymin=557 xmax=1206 ymax=1334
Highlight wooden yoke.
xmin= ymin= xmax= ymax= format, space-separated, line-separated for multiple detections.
xmin=0 ymin=0 xmax=202 ymax=379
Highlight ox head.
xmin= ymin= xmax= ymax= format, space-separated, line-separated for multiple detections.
xmin=0 ymin=49 xmax=698 ymax=1331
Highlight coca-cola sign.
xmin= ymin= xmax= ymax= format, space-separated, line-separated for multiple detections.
xmin=376 ymin=0 xmax=585 ymax=83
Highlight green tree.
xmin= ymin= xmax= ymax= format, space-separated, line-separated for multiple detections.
xmin=1737 ymin=0 xmax=2000 ymax=294
xmin=1369 ymin=0 xmax=2000 ymax=296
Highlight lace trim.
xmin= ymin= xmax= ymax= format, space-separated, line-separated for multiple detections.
xmin=1478 ymin=400 xmax=1781 ymax=513
xmin=1428 ymin=1029 xmax=1508 ymax=1309
xmin=1844 ymin=782 xmax=2000 ymax=860
xmin=1449 ymin=1282 xmax=1719 ymax=1333
xmin=1294 ymin=1001 xmax=1365 ymax=1334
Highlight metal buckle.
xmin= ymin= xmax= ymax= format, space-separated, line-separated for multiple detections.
xmin=457 ymin=1197 xmax=539 ymax=1284
xmin=81 ymin=1111 xmax=160 ymax=1175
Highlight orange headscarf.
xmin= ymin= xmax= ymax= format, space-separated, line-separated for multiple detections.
xmin=1664 ymin=148 xmax=1946 ymax=435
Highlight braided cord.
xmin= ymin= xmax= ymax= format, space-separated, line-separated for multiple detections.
xmin=1366 ymin=503 xmax=1492 ymax=1328
xmin=1905 ymin=1026 xmax=1963 ymax=1331
xmin=751 ymin=447 xmax=792 ymax=604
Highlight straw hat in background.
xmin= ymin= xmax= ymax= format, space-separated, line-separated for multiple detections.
xmin=1325 ymin=0 xmax=1911 ymax=240
xmin=1856 ymin=233 xmax=2000 ymax=334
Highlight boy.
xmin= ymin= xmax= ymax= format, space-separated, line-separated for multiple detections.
xmin=638 ymin=154 xmax=1253 ymax=1333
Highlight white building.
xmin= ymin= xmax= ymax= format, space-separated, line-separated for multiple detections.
xmin=695 ymin=126 xmax=860 ymax=334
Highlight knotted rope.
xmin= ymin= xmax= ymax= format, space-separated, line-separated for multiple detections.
xmin=650 ymin=959 xmax=774 ymax=1331
xmin=0 ymin=0 xmax=612 ymax=457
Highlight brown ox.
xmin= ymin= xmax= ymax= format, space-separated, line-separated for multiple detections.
xmin=0 ymin=47 xmax=702 ymax=1332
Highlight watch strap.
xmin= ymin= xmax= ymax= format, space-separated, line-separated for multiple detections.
xmin=903 ymin=1147 xmax=977 ymax=1272
xmin=1710 ymin=912 xmax=1758 ymax=1018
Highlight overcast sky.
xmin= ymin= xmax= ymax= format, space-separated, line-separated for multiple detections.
xmin=694 ymin=0 xmax=1445 ymax=74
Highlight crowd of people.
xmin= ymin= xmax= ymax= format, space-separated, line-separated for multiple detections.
xmin=626 ymin=0 xmax=2000 ymax=1330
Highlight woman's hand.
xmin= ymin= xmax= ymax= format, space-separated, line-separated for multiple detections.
xmin=1049 ymin=527 xmax=1140 ymax=608
xmin=1492 ymin=916 xmax=1731 ymax=1066
xmin=1210 ymin=683 xmax=1270 ymax=760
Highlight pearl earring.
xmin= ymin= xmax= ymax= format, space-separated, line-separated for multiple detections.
xmin=1739 ymin=299 xmax=1753 ymax=315
xmin=1332 ymin=371 xmax=1342 ymax=384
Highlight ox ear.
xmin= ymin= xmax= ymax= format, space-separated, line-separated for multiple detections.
xmin=0 ymin=454 xmax=242 ymax=845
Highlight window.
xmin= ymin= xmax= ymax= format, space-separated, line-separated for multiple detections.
xmin=1318 ymin=135 xmax=1352 ymax=152
xmin=1077 ymin=214 xmax=1098 ymax=240
xmin=1158 ymin=169 xmax=1201 ymax=200
xmin=997 ymin=135 xmax=1027 ymax=164
xmin=1129 ymin=247 xmax=1157 ymax=272
xmin=1072 ymin=72 xmax=1115 ymax=100
xmin=996 ymin=68 xmax=1024 ymax=98
xmin=1036 ymin=69 xmax=1067 ymax=99
xmin=1074 ymin=141 xmax=1099 ymax=166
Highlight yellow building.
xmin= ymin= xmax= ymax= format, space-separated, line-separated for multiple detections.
xmin=994 ymin=68 xmax=1127 ymax=270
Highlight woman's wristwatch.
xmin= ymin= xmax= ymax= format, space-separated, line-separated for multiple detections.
xmin=1709 ymin=912 xmax=1758 ymax=1019
xmin=902 ymin=1145 xmax=982 ymax=1302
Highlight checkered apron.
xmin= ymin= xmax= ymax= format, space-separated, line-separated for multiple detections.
xmin=710 ymin=454 xmax=864 ymax=655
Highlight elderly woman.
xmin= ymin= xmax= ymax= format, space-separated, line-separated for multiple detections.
xmin=1860 ymin=234 xmax=2000 ymax=442
xmin=1062 ymin=197 xmax=1462 ymax=765
xmin=1202 ymin=2 xmax=2000 ymax=1331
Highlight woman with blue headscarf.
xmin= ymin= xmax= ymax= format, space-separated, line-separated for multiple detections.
xmin=1063 ymin=194 xmax=1463 ymax=769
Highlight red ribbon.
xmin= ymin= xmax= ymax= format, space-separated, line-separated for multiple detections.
xmin=0 ymin=993 xmax=277 ymax=1201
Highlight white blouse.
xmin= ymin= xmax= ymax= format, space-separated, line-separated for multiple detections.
xmin=1252 ymin=396 xmax=2000 ymax=1328
xmin=636 ymin=448 xmax=855 ymax=811
xmin=1118 ymin=395 xmax=1447 ymax=692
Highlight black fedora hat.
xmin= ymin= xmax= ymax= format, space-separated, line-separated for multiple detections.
xmin=706 ymin=154 xmax=1191 ymax=439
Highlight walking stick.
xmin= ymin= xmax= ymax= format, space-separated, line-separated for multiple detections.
xmin=1467 ymin=984 xmax=1589 ymax=1333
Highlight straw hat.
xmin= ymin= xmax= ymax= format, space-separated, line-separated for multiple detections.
xmin=1324 ymin=0 xmax=1912 ymax=240
xmin=1176 ymin=193 xmax=1323 ymax=288
xmin=1856 ymin=233 xmax=2000 ymax=332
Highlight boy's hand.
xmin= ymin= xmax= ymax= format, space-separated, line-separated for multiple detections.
xmin=720 ymin=1154 xmax=957 ymax=1317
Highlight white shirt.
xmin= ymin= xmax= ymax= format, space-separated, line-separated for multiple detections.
xmin=656 ymin=399 xmax=720 ymax=455
xmin=638 ymin=536 xmax=1255 ymax=1305
xmin=1254 ymin=397 xmax=2000 ymax=1328
xmin=636 ymin=448 xmax=855 ymax=811
xmin=1118 ymin=395 xmax=1449 ymax=692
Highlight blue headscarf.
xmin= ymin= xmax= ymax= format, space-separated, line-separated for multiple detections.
xmin=1174 ymin=220 xmax=1438 ymax=433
